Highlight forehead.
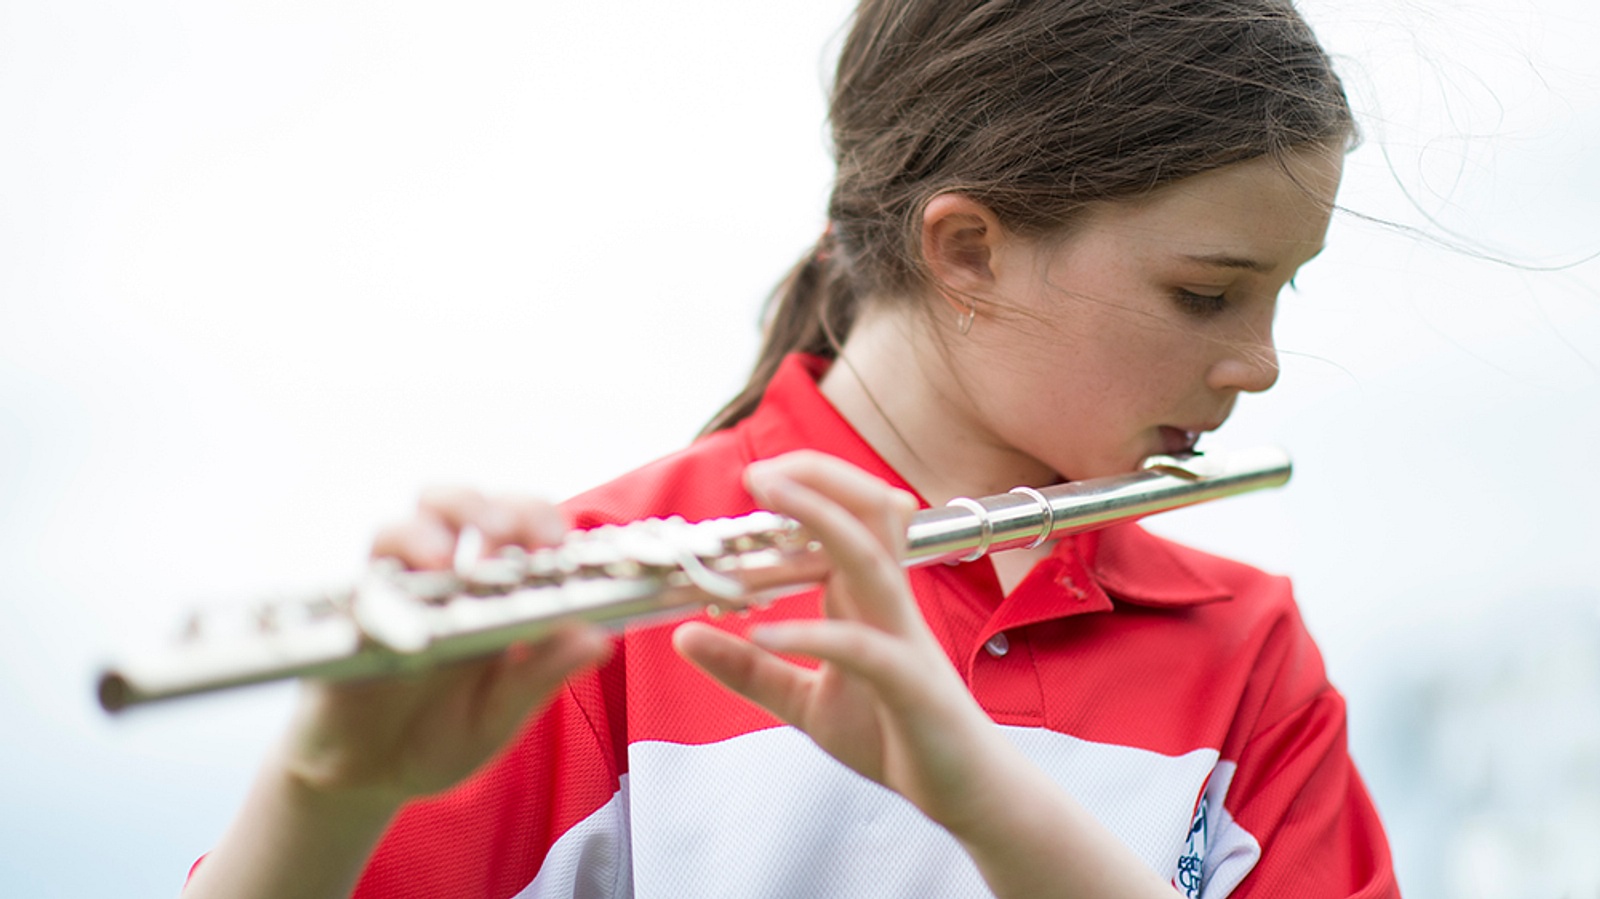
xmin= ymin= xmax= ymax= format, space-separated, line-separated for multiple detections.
xmin=1077 ymin=147 xmax=1342 ymax=269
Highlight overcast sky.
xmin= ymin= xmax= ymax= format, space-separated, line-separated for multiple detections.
xmin=1 ymin=2 xmax=1597 ymax=896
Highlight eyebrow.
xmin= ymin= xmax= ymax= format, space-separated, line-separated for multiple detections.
xmin=1179 ymin=252 xmax=1271 ymax=273
xmin=1178 ymin=245 xmax=1327 ymax=274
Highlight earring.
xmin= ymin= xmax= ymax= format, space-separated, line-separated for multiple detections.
xmin=955 ymin=300 xmax=976 ymax=335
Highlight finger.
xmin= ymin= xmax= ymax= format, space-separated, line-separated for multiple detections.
xmin=478 ymin=623 xmax=611 ymax=741
xmin=672 ymin=622 xmax=817 ymax=727
xmin=748 ymin=620 xmax=933 ymax=715
xmin=746 ymin=471 xmax=921 ymax=633
xmin=747 ymin=452 xmax=918 ymax=555
xmin=418 ymin=488 xmax=569 ymax=553
xmin=477 ymin=495 xmax=568 ymax=553
xmin=370 ymin=518 xmax=458 ymax=570
xmin=418 ymin=486 xmax=491 ymax=532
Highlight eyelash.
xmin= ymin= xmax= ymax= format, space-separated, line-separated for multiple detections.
xmin=1173 ymin=289 xmax=1228 ymax=316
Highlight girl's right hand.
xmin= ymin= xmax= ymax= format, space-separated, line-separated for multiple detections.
xmin=186 ymin=490 xmax=610 ymax=899
xmin=275 ymin=488 xmax=611 ymax=804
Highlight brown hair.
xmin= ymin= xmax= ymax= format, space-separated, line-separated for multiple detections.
xmin=703 ymin=0 xmax=1355 ymax=434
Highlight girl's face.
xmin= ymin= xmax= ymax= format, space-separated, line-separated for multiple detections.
xmin=952 ymin=146 xmax=1342 ymax=483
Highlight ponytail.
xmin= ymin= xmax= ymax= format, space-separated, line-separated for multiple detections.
xmin=699 ymin=227 xmax=861 ymax=435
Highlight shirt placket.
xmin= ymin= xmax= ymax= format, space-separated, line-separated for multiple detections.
xmin=936 ymin=544 xmax=1114 ymax=726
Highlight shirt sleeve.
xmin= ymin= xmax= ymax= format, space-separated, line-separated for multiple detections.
xmin=1203 ymin=681 xmax=1398 ymax=897
xmin=349 ymin=658 xmax=628 ymax=899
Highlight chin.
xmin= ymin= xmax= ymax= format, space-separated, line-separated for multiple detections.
xmin=1060 ymin=456 xmax=1140 ymax=483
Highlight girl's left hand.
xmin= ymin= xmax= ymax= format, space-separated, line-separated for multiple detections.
xmin=674 ymin=452 xmax=1180 ymax=898
xmin=671 ymin=450 xmax=1017 ymax=835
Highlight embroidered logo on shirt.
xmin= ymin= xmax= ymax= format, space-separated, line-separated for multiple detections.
xmin=1173 ymin=793 xmax=1208 ymax=898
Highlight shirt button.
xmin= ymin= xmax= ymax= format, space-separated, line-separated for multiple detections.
xmin=984 ymin=632 xmax=1010 ymax=657
xmin=1059 ymin=574 xmax=1089 ymax=601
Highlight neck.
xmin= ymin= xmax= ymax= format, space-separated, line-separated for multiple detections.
xmin=818 ymin=307 xmax=1057 ymax=508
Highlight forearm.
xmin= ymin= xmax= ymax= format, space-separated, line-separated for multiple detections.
xmin=942 ymin=741 xmax=1179 ymax=899
xmin=182 ymin=754 xmax=402 ymax=899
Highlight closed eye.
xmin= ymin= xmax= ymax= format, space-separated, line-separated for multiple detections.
xmin=1173 ymin=289 xmax=1227 ymax=316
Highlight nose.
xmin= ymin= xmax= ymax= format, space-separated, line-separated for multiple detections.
xmin=1207 ymin=335 xmax=1280 ymax=394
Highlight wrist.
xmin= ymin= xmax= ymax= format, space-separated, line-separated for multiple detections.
xmin=908 ymin=718 xmax=1043 ymax=842
xmin=268 ymin=747 xmax=410 ymax=826
xmin=182 ymin=752 xmax=407 ymax=899
xmin=933 ymin=750 xmax=1180 ymax=899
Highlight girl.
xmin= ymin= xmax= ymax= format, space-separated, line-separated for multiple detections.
xmin=185 ymin=1 xmax=1397 ymax=896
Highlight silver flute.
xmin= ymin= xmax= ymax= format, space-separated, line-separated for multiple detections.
xmin=97 ymin=446 xmax=1290 ymax=712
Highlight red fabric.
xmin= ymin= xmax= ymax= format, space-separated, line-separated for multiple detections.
xmin=353 ymin=680 xmax=618 ymax=897
xmin=334 ymin=353 xmax=1396 ymax=898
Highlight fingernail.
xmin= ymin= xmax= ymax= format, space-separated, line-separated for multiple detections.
xmin=422 ymin=525 xmax=457 ymax=567
xmin=535 ymin=514 xmax=568 ymax=546
xmin=746 ymin=468 xmax=791 ymax=506
xmin=481 ymin=507 xmax=517 ymax=540
xmin=744 ymin=462 xmax=769 ymax=494
xmin=748 ymin=624 xmax=791 ymax=651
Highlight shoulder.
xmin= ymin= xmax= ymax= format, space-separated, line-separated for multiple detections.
xmin=1093 ymin=524 xmax=1331 ymax=733
xmin=560 ymin=353 xmax=886 ymax=528
xmin=561 ymin=426 xmax=757 ymax=527
xmin=1092 ymin=523 xmax=1296 ymax=618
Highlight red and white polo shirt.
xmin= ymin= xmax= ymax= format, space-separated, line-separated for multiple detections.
xmin=351 ymin=354 xmax=1397 ymax=899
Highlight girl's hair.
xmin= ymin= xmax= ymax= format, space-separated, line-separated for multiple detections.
xmin=703 ymin=0 xmax=1355 ymax=434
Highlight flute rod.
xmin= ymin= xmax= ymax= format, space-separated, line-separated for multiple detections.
xmin=96 ymin=447 xmax=1290 ymax=712
xmin=904 ymin=445 xmax=1289 ymax=566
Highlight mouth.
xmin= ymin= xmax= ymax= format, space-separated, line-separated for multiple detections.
xmin=1157 ymin=426 xmax=1205 ymax=456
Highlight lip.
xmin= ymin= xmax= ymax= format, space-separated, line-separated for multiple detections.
xmin=1157 ymin=425 xmax=1212 ymax=455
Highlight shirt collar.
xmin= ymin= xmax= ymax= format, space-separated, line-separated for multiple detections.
xmin=740 ymin=353 xmax=1231 ymax=609
xmin=1081 ymin=527 xmax=1233 ymax=608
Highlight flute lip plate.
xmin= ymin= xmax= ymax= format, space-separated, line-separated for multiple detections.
xmin=1139 ymin=452 xmax=1203 ymax=480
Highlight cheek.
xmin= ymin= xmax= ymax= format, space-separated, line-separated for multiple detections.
xmin=980 ymin=304 xmax=1197 ymax=416
xmin=1074 ymin=340 xmax=1205 ymax=428
xmin=1106 ymin=313 xmax=1213 ymax=378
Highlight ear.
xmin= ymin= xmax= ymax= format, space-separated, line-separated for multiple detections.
xmin=920 ymin=193 xmax=1005 ymax=295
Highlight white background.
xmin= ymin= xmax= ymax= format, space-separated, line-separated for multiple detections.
xmin=1 ymin=1 xmax=1597 ymax=896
